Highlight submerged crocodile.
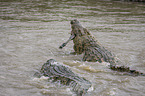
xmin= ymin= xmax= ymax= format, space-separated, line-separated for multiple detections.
xmin=59 ymin=19 xmax=145 ymax=76
xmin=34 ymin=59 xmax=91 ymax=96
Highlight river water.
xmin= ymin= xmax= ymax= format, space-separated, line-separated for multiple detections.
xmin=0 ymin=0 xmax=145 ymax=96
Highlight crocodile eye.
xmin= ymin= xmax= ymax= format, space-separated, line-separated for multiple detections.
xmin=74 ymin=19 xmax=77 ymax=22
xmin=70 ymin=19 xmax=78 ymax=24
xmin=71 ymin=20 xmax=75 ymax=24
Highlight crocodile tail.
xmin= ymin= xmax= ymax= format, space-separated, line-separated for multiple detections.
xmin=110 ymin=65 xmax=145 ymax=76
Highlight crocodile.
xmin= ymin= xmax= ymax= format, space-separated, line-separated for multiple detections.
xmin=59 ymin=19 xmax=145 ymax=76
xmin=34 ymin=59 xmax=91 ymax=96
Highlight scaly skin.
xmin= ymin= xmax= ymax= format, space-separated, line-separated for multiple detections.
xmin=34 ymin=59 xmax=91 ymax=96
xmin=59 ymin=19 xmax=145 ymax=76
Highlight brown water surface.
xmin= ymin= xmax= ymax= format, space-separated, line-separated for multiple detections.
xmin=0 ymin=0 xmax=145 ymax=96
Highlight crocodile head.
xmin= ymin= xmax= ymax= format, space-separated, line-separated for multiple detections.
xmin=70 ymin=19 xmax=80 ymax=25
xmin=70 ymin=19 xmax=91 ymax=40
xmin=40 ymin=59 xmax=58 ymax=76
xmin=41 ymin=59 xmax=57 ymax=69
xmin=59 ymin=19 xmax=91 ymax=49
xmin=34 ymin=59 xmax=57 ymax=78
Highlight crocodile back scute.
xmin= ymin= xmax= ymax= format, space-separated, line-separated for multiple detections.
xmin=38 ymin=59 xmax=91 ymax=96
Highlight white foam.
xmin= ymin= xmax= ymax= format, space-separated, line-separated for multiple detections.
xmin=88 ymin=86 xmax=94 ymax=92
xmin=32 ymin=76 xmax=49 ymax=81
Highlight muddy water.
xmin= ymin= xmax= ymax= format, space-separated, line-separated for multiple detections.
xmin=0 ymin=0 xmax=145 ymax=96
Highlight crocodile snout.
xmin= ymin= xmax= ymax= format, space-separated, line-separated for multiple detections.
xmin=70 ymin=19 xmax=79 ymax=24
